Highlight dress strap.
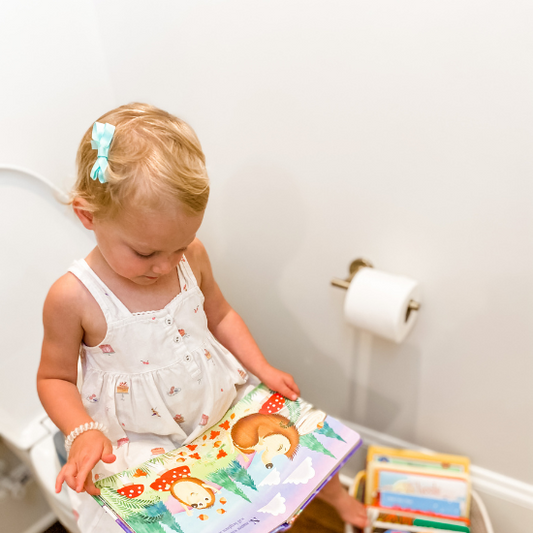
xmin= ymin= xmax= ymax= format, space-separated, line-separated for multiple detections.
xmin=177 ymin=254 xmax=199 ymax=292
xmin=68 ymin=260 xmax=132 ymax=321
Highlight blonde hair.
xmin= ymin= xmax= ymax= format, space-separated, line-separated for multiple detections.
xmin=71 ymin=103 xmax=209 ymax=218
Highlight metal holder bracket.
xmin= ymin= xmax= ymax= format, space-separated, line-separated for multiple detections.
xmin=331 ymin=258 xmax=374 ymax=289
xmin=331 ymin=258 xmax=420 ymax=320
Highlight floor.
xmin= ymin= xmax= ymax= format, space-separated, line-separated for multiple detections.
xmin=43 ymin=497 xmax=350 ymax=533
xmin=43 ymin=523 xmax=68 ymax=533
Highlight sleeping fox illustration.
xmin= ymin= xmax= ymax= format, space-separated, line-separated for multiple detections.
xmin=230 ymin=413 xmax=299 ymax=468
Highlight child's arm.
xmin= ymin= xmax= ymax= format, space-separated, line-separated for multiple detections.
xmin=188 ymin=240 xmax=300 ymax=401
xmin=37 ymin=275 xmax=115 ymax=495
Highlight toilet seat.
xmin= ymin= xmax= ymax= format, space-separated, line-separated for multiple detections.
xmin=0 ymin=168 xmax=95 ymax=532
xmin=30 ymin=432 xmax=80 ymax=532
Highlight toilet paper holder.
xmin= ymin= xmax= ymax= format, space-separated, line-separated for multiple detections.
xmin=331 ymin=258 xmax=421 ymax=320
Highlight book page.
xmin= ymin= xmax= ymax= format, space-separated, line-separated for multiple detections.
xmin=94 ymin=384 xmax=361 ymax=533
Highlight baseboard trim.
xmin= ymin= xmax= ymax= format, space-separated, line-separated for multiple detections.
xmin=339 ymin=419 xmax=533 ymax=511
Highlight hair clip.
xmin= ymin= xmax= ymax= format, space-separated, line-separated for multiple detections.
xmin=90 ymin=122 xmax=115 ymax=183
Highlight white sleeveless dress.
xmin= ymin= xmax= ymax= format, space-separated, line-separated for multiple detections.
xmin=66 ymin=255 xmax=256 ymax=532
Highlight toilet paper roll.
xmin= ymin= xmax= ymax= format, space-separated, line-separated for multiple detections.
xmin=344 ymin=268 xmax=420 ymax=343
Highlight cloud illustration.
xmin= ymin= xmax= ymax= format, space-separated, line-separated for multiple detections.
xmin=258 ymin=493 xmax=286 ymax=516
xmin=259 ymin=468 xmax=281 ymax=486
xmin=283 ymin=457 xmax=315 ymax=485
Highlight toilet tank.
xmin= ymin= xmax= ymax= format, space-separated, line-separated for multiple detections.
xmin=0 ymin=169 xmax=94 ymax=450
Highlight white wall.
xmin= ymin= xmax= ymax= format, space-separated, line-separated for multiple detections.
xmin=0 ymin=2 xmax=117 ymax=186
xmin=1 ymin=1 xmax=532 ymax=530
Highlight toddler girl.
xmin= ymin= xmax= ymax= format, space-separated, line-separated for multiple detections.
xmin=37 ymin=103 xmax=367 ymax=531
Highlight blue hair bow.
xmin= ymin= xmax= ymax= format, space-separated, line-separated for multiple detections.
xmin=90 ymin=122 xmax=115 ymax=183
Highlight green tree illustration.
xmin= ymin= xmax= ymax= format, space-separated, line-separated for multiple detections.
xmin=126 ymin=502 xmax=184 ymax=533
xmin=98 ymin=487 xmax=161 ymax=517
xmin=207 ymin=468 xmax=252 ymax=502
xmin=316 ymin=421 xmax=346 ymax=442
xmin=143 ymin=501 xmax=171 ymax=518
xmin=226 ymin=461 xmax=258 ymax=491
xmin=284 ymin=400 xmax=301 ymax=427
xmin=299 ymin=433 xmax=336 ymax=459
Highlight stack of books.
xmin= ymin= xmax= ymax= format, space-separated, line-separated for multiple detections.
xmin=363 ymin=445 xmax=471 ymax=533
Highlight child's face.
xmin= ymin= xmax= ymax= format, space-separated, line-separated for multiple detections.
xmin=89 ymin=203 xmax=204 ymax=285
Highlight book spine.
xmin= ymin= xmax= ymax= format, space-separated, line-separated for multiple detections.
xmin=93 ymin=494 xmax=135 ymax=533
xmin=413 ymin=518 xmax=470 ymax=532
xmin=374 ymin=520 xmax=464 ymax=533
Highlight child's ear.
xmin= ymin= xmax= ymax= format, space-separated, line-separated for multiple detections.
xmin=72 ymin=198 xmax=95 ymax=230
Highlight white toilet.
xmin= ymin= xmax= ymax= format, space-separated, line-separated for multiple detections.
xmin=0 ymin=168 xmax=95 ymax=532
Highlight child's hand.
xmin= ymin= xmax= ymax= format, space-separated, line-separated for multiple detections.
xmin=55 ymin=430 xmax=116 ymax=496
xmin=258 ymin=365 xmax=300 ymax=401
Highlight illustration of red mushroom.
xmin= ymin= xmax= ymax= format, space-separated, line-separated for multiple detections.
xmin=150 ymin=466 xmax=191 ymax=492
xmin=117 ymin=483 xmax=145 ymax=499
xmin=259 ymin=393 xmax=286 ymax=414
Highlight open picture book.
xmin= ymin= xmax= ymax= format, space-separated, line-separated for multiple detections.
xmin=93 ymin=383 xmax=362 ymax=533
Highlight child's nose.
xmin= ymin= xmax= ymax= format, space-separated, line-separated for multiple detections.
xmin=152 ymin=257 xmax=173 ymax=275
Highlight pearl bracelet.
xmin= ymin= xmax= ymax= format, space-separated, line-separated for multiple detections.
xmin=64 ymin=422 xmax=107 ymax=454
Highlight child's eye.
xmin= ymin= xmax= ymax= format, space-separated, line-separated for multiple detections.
xmin=134 ymin=251 xmax=154 ymax=258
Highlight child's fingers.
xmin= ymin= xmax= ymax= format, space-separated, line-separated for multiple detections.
xmin=84 ymin=473 xmax=100 ymax=496
xmin=59 ymin=462 xmax=83 ymax=493
xmin=75 ymin=445 xmax=111 ymax=493
xmin=287 ymin=377 xmax=300 ymax=398
xmin=282 ymin=375 xmax=300 ymax=400
xmin=276 ymin=379 xmax=298 ymax=401
xmin=101 ymin=440 xmax=116 ymax=464
xmin=55 ymin=467 xmax=68 ymax=493
xmin=74 ymin=459 xmax=96 ymax=493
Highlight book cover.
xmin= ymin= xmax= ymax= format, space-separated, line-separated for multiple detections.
xmin=366 ymin=446 xmax=470 ymax=475
xmin=93 ymin=384 xmax=361 ymax=533
xmin=364 ymin=447 xmax=471 ymax=530
xmin=367 ymin=506 xmax=470 ymax=530
xmin=366 ymin=461 xmax=471 ymax=519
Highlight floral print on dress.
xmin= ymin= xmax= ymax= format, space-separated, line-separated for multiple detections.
xmin=205 ymin=349 xmax=215 ymax=366
xmin=117 ymin=381 xmax=129 ymax=400
xmin=69 ymin=254 xmax=247 ymax=501
xmin=99 ymin=344 xmax=115 ymax=355
xmin=178 ymin=328 xmax=190 ymax=339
